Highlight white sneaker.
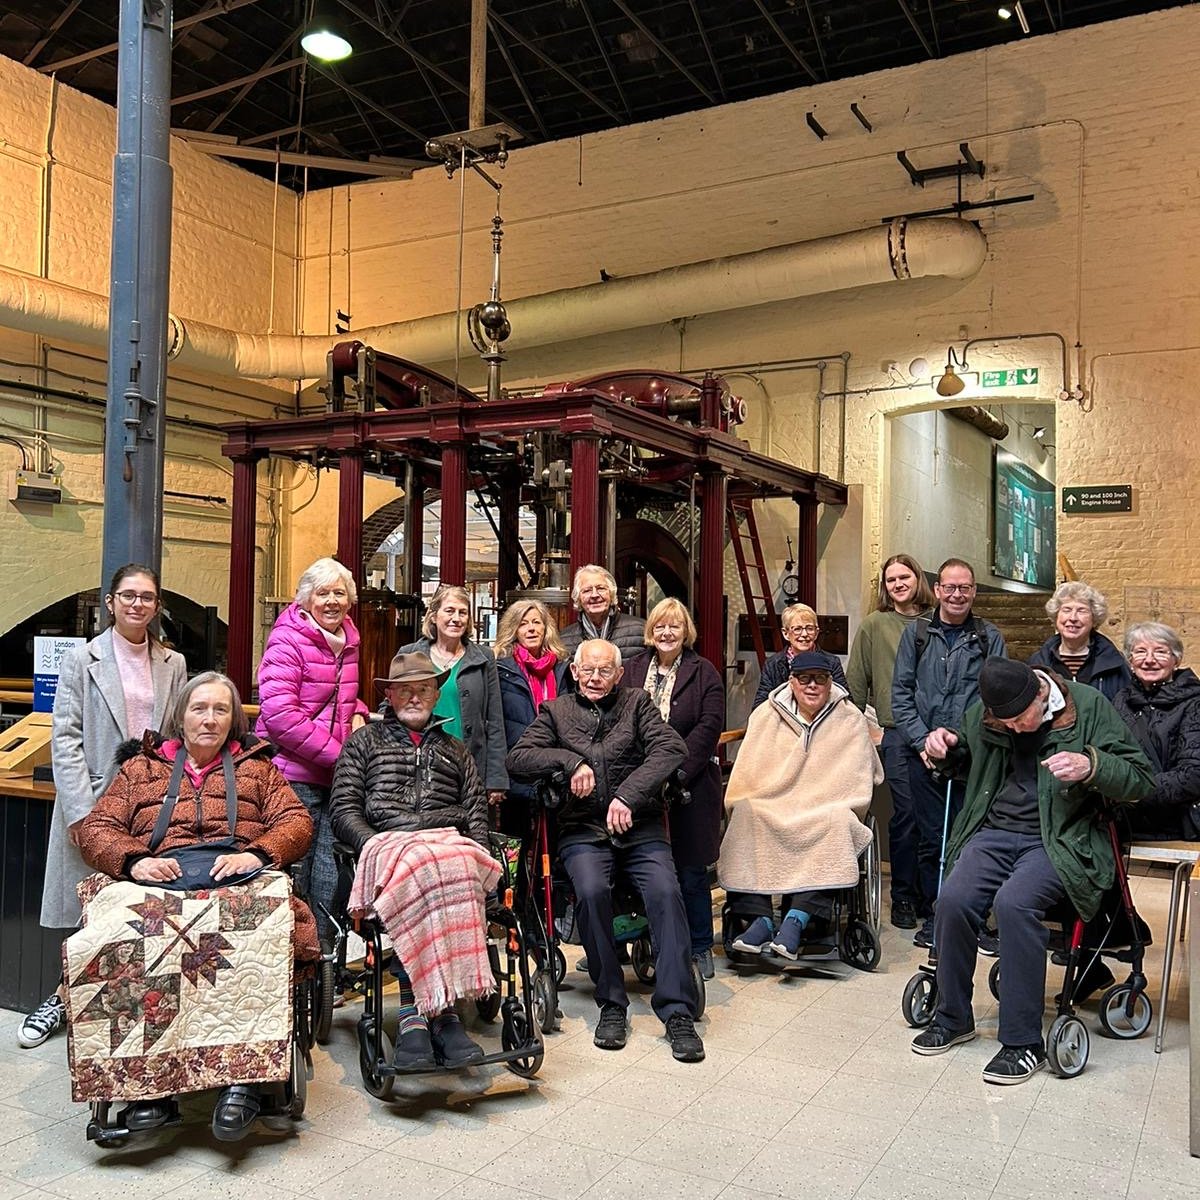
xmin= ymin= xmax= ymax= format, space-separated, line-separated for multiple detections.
xmin=17 ymin=993 xmax=65 ymax=1049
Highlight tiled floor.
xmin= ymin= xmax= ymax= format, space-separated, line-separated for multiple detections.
xmin=1 ymin=868 xmax=1198 ymax=1200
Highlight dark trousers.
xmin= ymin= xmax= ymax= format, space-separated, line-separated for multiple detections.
xmin=726 ymin=888 xmax=836 ymax=921
xmin=292 ymin=782 xmax=335 ymax=944
xmin=905 ymin=747 xmax=964 ymax=908
xmin=934 ymin=827 xmax=1066 ymax=1047
xmin=561 ymin=838 xmax=697 ymax=1021
xmin=881 ymin=728 xmax=921 ymax=909
xmin=674 ymin=862 xmax=714 ymax=955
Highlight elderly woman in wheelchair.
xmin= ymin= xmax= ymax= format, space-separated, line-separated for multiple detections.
xmin=68 ymin=672 xmax=318 ymax=1145
xmin=719 ymin=653 xmax=884 ymax=969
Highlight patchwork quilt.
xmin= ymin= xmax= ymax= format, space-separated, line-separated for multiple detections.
xmin=65 ymin=871 xmax=295 ymax=1103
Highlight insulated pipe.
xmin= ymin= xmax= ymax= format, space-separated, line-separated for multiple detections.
xmin=0 ymin=217 xmax=986 ymax=382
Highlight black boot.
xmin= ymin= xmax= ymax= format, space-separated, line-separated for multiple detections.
xmin=212 ymin=1084 xmax=262 ymax=1142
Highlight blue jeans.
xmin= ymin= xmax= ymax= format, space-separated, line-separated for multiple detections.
xmin=561 ymin=838 xmax=698 ymax=1021
xmin=881 ymin=728 xmax=922 ymax=909
xmin=291 ymin=781 xmax=336 ymax=945
xmin=934 ymin=827 xmax=1066 ymax=1047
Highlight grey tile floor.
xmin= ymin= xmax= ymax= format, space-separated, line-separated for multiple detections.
xmin=1 ymin=869 xmax=1198 ymax=1200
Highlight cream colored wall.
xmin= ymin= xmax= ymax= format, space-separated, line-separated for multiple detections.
xmin=0 ymin=54 xmax=301 ymax=656
xmin=303 ymin=7 xmax=1200 ymax=645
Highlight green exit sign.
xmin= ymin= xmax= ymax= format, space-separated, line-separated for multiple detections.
xmin=981 ymin=368 xmax=1039 ymax=387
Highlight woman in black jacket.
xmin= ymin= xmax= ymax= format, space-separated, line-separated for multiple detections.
xmin=752 ymin=603 xmax=846 ymax=710
xmin=1028 ymin=581 xmax=1131 ymax=701
xmin=623 ymin=598 xmax=725 ymax=978
xmin=1113 ymin=621 xmax=1200 ymax=840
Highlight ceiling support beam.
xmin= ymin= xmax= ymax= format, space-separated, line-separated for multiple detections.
xmin=489 ymin=22 xmax=550 ymax=140
xmin=896 ymin=0 xmax=936 ymax=58
xmin=579 ymin=0 xmax=635 ymax=118
xmin=172 ymin=57 xmax=303 ymax=107
xmin=23 ymin=0 xmax=83 ymax=67
xmin=204 ymin=31 xmax=295 ymax=132
xmin=610 ymin=0 xmax=716 ymax=104
xmin=802 ymin=0 xmax=829 ymax=78
xmin=313 ymin=64 xmax=428 ymax=142
xmin=684 ymin=0 xmax=725 ymax=101
xmin=176 ymin=137 xmax=418 ymax=177
xmin=750 ymin=0 xmax=820 ymax=84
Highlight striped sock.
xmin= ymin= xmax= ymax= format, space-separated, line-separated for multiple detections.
xmin=396 ymin=977 xmax=427 ymax=1037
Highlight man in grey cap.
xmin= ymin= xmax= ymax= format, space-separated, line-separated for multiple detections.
xmin=910 ymin=657 xmax=1153 ymax=1085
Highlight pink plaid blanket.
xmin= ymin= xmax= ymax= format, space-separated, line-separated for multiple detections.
xmin=349 ymin=828 xmax=502 ymax=1015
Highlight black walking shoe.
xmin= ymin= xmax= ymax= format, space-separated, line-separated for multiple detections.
xmin=982 ymin=1043 xmax=1046 ymax=1085
xmin=392 ymin=1024 xmax=437 ymax=1070
xmin=911 ymin=1023 xmax=977 ymax=1055
xmin=594 ymin=1003 xmax=628 ymax=1050
xmin=431 ymin=1014 xmax=485 ymax=1067
xmin=913 ymin=918 xmax=935 ymax=949
xmin=890 ymin=900 xmax=919 ymax=930
xmin=665 ymin=1014 xmax=705 ymax=1063
xmin=976 ymin=931 xmax=1000 ymax=957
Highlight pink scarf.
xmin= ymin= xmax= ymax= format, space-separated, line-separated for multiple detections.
xmin=514 ymin=644 xmax=559 ymax=710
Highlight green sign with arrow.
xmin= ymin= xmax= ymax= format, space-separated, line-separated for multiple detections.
xmin=1061 ymin=485 xmax=1132 ymax=514
xmin=981 ymin=368 xmax=1039 ymax=387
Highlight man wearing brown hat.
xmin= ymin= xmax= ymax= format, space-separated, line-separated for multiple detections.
xmin=910 ymin=657 xmax=1153 ymax=1084
xmin=330 ymin=652 xmax=490 ymax=1069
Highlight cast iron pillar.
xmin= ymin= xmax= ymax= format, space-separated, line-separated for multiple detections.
xmin=797 ymin=497 xmax=818 ymax=606
xmin=227 ymin=454 xmax=260 ymax=698
xmin=101 ymin=0 xmax=174 ymax=592
xmin=336 ymin=450 xmax=365 ymax=600
xmin=497 ymin=468 xmax=521 ymax=600
xmin=569 ymin=435 xmax=601 ymax=588
xmin=439 ymin=443 xmax=468 ymax=585
xmin=401 ymin=471 xmax=425 ymax=595
xmin=697 ymin=469 xmax=728 ymax=673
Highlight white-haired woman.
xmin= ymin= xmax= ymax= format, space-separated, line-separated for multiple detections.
xmin=751 ymin=602 xmax=847 ymax=710
xmin=256 ymin=557 xmax=368 ymax=937
xmin=399 ymin=584 xmax=508 ymax=805
xmin=1028 ymin=581 xmax=1131 ymax=701
xmin=1113 ymin=622 xmax=1200 ymax=840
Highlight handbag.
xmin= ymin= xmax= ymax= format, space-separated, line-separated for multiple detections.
xmin=146 ymin=749 xmax=267 ymax=891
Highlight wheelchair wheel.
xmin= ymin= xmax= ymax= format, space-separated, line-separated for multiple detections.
xmin=356 ymin=1018 xmax=395 ymax=1100
xmin=553 ymin=946 xmax=567 ymax=986
xmin=288 ymin=1031 xmax=308 ymax=1117
xmin=987 ymin=959 xmax=1001 ymax=1002
xmin=902 ymin=969 xmax=937 ymax=1027
xmin=314 ymin=957 xmax=336 ymax=1046
xmin=1047 ymin=1014 xmax=1090 ymax=1078
xmin=862 ymin=816 xmax=882 ymax=932
xmin=475 ymin=989 xmax=503 ymax=1023
xmin=1097 ymin=982 xmax=1153 ymax=1039
xmin=690 ymin=957 xmax=707 ymax=1019
xmin=630 ymin=934 xmax=656 ymax=984
xmin=503 ymin=1006 xmax=544 ymax=1079
xmin=532 ymin=968 xmax=560 ymax=1034
xmin=840 ymin=919 xmax=880 ymax=971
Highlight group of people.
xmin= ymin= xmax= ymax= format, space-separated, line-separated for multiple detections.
xmin=17 ymin=547 xmax=1200 ymax=1119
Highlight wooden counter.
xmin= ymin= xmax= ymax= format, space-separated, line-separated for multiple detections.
xmin=1191 ymin=860 xmax=1200 ymax=1156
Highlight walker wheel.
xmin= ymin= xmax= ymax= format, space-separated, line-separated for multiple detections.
xmin=356 ymin=1019 xmax=395 ymax=1099
xmin=315 ymin=957 xmax=336 ymax=1045
xmin=630 ymin=934 xmax=656 ymax=984
xmin=840 ymin=919 xmax=881 ymax=971
xmin=1097 ymin=983 xmax=1153 ymax=1040
xmin=902 ymin=970 xmax=937 ymax=1027
xmin=532 ymin=968 xmax=560 ymax=1034
xmin=1047 ymin=1014 xmax=1090 ymax=1078
xmin=553 ymin=946 xmax=568 ymax=986
xmin=503 ymin=1006 xmax=544 ymax=1079
xmin=987 ymin=959 xmax=1001 ymax=1002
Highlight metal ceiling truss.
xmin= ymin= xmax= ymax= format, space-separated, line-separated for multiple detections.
xmin=750 ymin=0 xmax=821 ymax=84
xmin=610 ymin=0 xmax=717 ymax=105
xmin=896 ymin=0 xmax=937 ymax=58
xmin=488 ymin=19 xmax=550 ymax=140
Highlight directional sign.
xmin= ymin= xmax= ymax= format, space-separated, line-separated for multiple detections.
xmin=981 ymin=367 xmax=1039 ymax=387
xmin=1061 ymin=485 xmax=1132 ymax=514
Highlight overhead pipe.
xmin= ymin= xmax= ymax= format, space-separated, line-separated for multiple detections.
xmin=0 ymin=216 xmax=986 ymax=382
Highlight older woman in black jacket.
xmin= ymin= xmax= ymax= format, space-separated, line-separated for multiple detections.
xmin=1113 ymin=621 xmax=1200 ymax=841
xmin=1028 ymin=581 xmax=1131 ymax=701
xmin=623 ymin=598 xmax=725 ymax=979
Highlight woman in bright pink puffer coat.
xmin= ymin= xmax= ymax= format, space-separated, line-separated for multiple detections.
xmin=256 ymin=556 xmax=369 ymax=941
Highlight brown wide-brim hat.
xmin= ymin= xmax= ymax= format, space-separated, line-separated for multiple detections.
xmin=374 ymin=651 xmax=450 ymax=690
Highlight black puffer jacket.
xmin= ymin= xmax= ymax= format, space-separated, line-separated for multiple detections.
xmin=1112 ymin=668 xmax=1200 ymax=839
xmin=506 ymin=687 xmax=686 ymax=848
xmin=329 ymin=712 xmax=489 ymax=853
xmin=560 ymin=611 xmax=647 ymax=662
xmin=1028 ymin=632 xmax=1132 ymax=702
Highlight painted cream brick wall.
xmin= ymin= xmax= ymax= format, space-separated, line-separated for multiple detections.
xmin=0 ymin=54 xmax=302 ymax=654
xmin=304 ymin=7 xmax=1200 ymax=642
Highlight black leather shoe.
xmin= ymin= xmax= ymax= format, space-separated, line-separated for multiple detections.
xmin=430 ymin=1016 xmax=485 ymax=1068
xmin=122 ymin=1099 xmax=176 ymax=1131
xmin=212 ymin=1084 xmax=262 ymax=1142
xmin=393 ymin=1024 xmax=437 ymax=1070
xmin=890 ymin=900 xmax=919 ymax=930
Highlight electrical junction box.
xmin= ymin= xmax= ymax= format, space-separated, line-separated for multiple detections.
xmin=8 ymin=469 xmax=62 ymax=504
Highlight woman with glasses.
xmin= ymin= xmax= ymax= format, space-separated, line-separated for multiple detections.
xmin=1112 ymin=622 xmax=1200 ymax=840
xmin=19 ymin=563 xmax=187 ymax=1050
xmin=1028 ymin=582 xmax=1131 ymax=701
xmin=255 ymin=557 xmax=369 ymax=943
xmin=751 ymin=602 xmax=846 ymax=710
xmin=623 ymin=598 xmax=726 ymax=978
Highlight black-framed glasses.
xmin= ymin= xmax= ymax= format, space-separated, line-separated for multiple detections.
xmin=938 ymin=583 xmax=975 ymax=594
xmin=114 ymin=590 xmax=158 ymax=605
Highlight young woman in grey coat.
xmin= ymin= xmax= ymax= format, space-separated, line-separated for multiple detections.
xmin=19 ymin=564 xmax=186 ymax=1050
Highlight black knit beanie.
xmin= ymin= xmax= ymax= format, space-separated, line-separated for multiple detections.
xmin=978 ymin=658 xmax=1040 ymax=719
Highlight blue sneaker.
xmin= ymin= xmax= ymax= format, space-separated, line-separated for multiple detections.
xmin=731 ymin=917 xmax=774 ymax=955
xmin=769 ymin=916 xmax=807 ymax=960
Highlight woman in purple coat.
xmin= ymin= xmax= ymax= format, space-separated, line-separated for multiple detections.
xmin=256 ymin=557 xmax=369 ymax=940
xmin=623 ymin=598 xmax=726 ymax=979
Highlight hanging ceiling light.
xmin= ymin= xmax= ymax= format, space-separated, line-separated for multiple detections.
xmin=997 ymin=3 xmax=1031 ymax=33
xmin=935 ymin=348 xmax=967 ymax=397
xmin=301 ymin=12 xmax=353 ymax=62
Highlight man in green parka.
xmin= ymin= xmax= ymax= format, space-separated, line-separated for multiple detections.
xmin=910 ymin=657 xmax=1153 ymax=1084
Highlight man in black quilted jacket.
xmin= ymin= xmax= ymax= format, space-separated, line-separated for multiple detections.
xmin=507 ymin=638 xmax=705 ymax=1063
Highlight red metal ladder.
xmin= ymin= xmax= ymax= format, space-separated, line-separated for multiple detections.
xmin=727 ymin=496 xmax=784 ymax=667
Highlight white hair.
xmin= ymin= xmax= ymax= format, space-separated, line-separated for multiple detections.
xmin=571 ymin=564 xmax=618 ymax=606
xmin=573 ymin=638 xmax=622 ymax=668
xmin=294 ymin=557 xmax=357 ymax=608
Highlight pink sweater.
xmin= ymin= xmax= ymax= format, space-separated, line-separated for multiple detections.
xmin=112 ymin=630 xmax=156 ymax=739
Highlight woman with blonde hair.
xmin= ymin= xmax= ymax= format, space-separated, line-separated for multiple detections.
xmin=399 ymin=583 xmax=508 ymax=804
xmin=494 ymin=599 xmax=570 ymax=832
xmin=623 ymin=597 xmax=725 ymax=978
xmin=751 ymin=602 xmax=846 ymax=710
